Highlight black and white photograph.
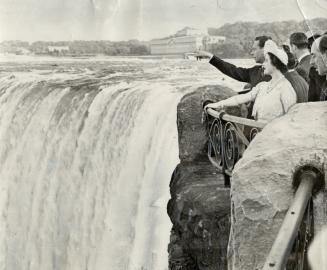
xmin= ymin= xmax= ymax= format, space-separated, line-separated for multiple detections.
xmin=0 ymin=0 xmax=326 ymax=269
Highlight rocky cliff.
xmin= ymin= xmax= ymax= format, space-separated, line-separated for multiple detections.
xmin=167 ymin=85 xmax=244 ymax=270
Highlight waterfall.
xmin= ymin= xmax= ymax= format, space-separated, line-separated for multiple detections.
xmin=0 ymin=73 xmax=182 ymax=270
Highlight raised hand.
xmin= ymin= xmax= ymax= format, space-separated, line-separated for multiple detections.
xmin=197 ymin=50 xmax=213 ymax=58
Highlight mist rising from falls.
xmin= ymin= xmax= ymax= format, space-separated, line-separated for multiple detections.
xmin=0 ymin=74 xmax=182 ymax=270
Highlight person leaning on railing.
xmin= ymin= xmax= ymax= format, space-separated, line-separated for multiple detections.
xmin=204 ymin=40 xmax=297 ymax=122
xmin=198 ymin=35 xmax=308 ymax=108
xmin=198 ymin=36 xmax=272 ymax=119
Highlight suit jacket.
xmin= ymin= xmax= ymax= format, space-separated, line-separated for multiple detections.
xmin=308 ymin=67 xmax=326 ymax=101
xmin=209 ymin=55 xmax=271 ymax=87
xmin=284 ymin=70 xmax=308 ymax=103
xmin=295 ymin=54 xmax=311 ymax=83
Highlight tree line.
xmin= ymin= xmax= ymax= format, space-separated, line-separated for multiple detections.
xmin=1 ymin=18 xmax=326 ymax=58
xmin=207 ymin=18 xmax=327 ymax=58
xmin=0 ymin=40 xmax=150 ymax=56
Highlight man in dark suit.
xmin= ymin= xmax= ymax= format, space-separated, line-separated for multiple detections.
xmin=198 ymin=36 xmax=272 ymax=121
xmin=311 ymin=35 xmax=327 ymax=101
xmin=306 ymin=31 xmax=326 ymax=101
xmin=289 ymin=32 xmax=311 ymax=83
xmin=198 ymin=36 xmax=272 ymax=90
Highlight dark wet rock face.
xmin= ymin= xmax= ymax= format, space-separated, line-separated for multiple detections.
xmin=168 ymin=161 xmax=231 ymax=270
xmin=168 ymin=85 xmax=243 ymax=270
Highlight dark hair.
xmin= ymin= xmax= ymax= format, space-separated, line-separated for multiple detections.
xmin=319 ymin=35 xmax=327 ymax=54
xmin=294 ymin=43 xmax=308 ymax=49
xmin=290 ymin=32 xmax=308 ymax=49
xmin=267 ymin=52 xmax=288 ymax=74
xmin=282 ymin=44 xmax=291 ymax=53
xmin=255 ymin=36 xmax=272 ymax=48
xmin=282 ymin=45 xmax=297 ymax=69
xmin=308 ymin=34 xmax=321 ymax=50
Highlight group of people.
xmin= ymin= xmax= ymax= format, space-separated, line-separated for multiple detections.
xmin=199 ymin=33 xmax=327 ymax=269
xmin=199 ymin=31 xmax=327 ymax=122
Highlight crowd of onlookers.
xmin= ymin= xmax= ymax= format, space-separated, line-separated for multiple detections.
xmin=199 ymin=32 xmax=327 ymax=269
xmin=199 ymin=31 xmax=327 ymax=122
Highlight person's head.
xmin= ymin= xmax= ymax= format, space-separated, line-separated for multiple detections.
xmin=263 ymin=40 xmax=288 ymax=75
xmin=251 ymin=36 xmax=272 ymax=63
xmin=282 ymin=44 xmax=297 ymax=69
xmin=289 ymin=32 xmax=309 ymax=59
xmin=310 ymin=36 xmax=327 ymax=76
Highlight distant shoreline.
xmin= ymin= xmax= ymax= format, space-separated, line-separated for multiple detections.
xmin=0 ymin=53 xmax=252 ymax=61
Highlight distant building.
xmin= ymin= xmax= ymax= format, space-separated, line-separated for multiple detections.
xmin=150 ymin=36 xmax=204 ymax=55
xmin=150 ymin=28 xmax=225 ymax=55
xmin=175 ymin=27 xmax=204 ymax=37
xmin=203 ymin=35 xmax=226 ymax=45
xmin=202 ymin=35 xmax=226 ymax=51
xmin=47 ymin=46 xmax=69 ymax=54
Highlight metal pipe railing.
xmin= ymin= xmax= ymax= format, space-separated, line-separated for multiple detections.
xmin=206 ymin=108 xmax=267 ymax=176
xmin=206 ymin=108 xmax=267 ymax=129
xmin=262 ymin=169 xmax=321 ymax=270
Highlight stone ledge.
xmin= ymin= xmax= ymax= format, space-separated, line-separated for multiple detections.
xmin=229 ymin=101 xmax=327 ymax=270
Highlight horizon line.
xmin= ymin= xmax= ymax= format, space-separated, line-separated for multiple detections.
xmin=1 ymin=17 xmax=325 ymax=43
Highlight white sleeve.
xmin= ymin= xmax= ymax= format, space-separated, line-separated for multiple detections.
xmin=280 ymin=86 xmax=297 ymax=113
xmin=219 ymin=85 xmax=260 ymax=107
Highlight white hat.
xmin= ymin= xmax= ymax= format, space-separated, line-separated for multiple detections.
xmin=264 ymin=40 xmax=288 ymax=66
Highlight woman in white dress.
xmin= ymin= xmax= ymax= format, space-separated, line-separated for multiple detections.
xmin=204 ymin=40 xmax=297 ymax=122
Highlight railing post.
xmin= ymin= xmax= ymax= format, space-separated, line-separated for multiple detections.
xmin=262 ymin=168 xmax=324 ymax=270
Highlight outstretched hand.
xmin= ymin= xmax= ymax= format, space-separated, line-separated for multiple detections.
xmin=197 ymin=50 xmax=213 ymax=58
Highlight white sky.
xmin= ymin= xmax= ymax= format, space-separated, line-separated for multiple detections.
xmin=0 ymin=0 xmax=326 ymax=41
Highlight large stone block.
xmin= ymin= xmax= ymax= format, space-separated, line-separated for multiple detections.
xmin=228 ymin=102 xmax=327 ymax=270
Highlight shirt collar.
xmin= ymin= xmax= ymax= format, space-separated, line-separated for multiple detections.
xmin=298 ymin=52 xmax=310 ymax=63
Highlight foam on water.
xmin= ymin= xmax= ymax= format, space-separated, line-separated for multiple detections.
xmin=0 ymin=57 xmax=252 ymax=270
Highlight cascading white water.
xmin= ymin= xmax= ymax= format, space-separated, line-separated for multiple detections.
xmin=0 ymin=57 xmax=251 ymax=270
xmin=0 ymin=72 xmax=184 ymax=270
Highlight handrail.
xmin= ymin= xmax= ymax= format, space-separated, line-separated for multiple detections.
xmin=263 ymin=167 xmax=324 ymax=270
xmin=206 ymin=108 xmax=267 ymax=176
xmin=206 ymin=108 xmax=267 ymax=129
